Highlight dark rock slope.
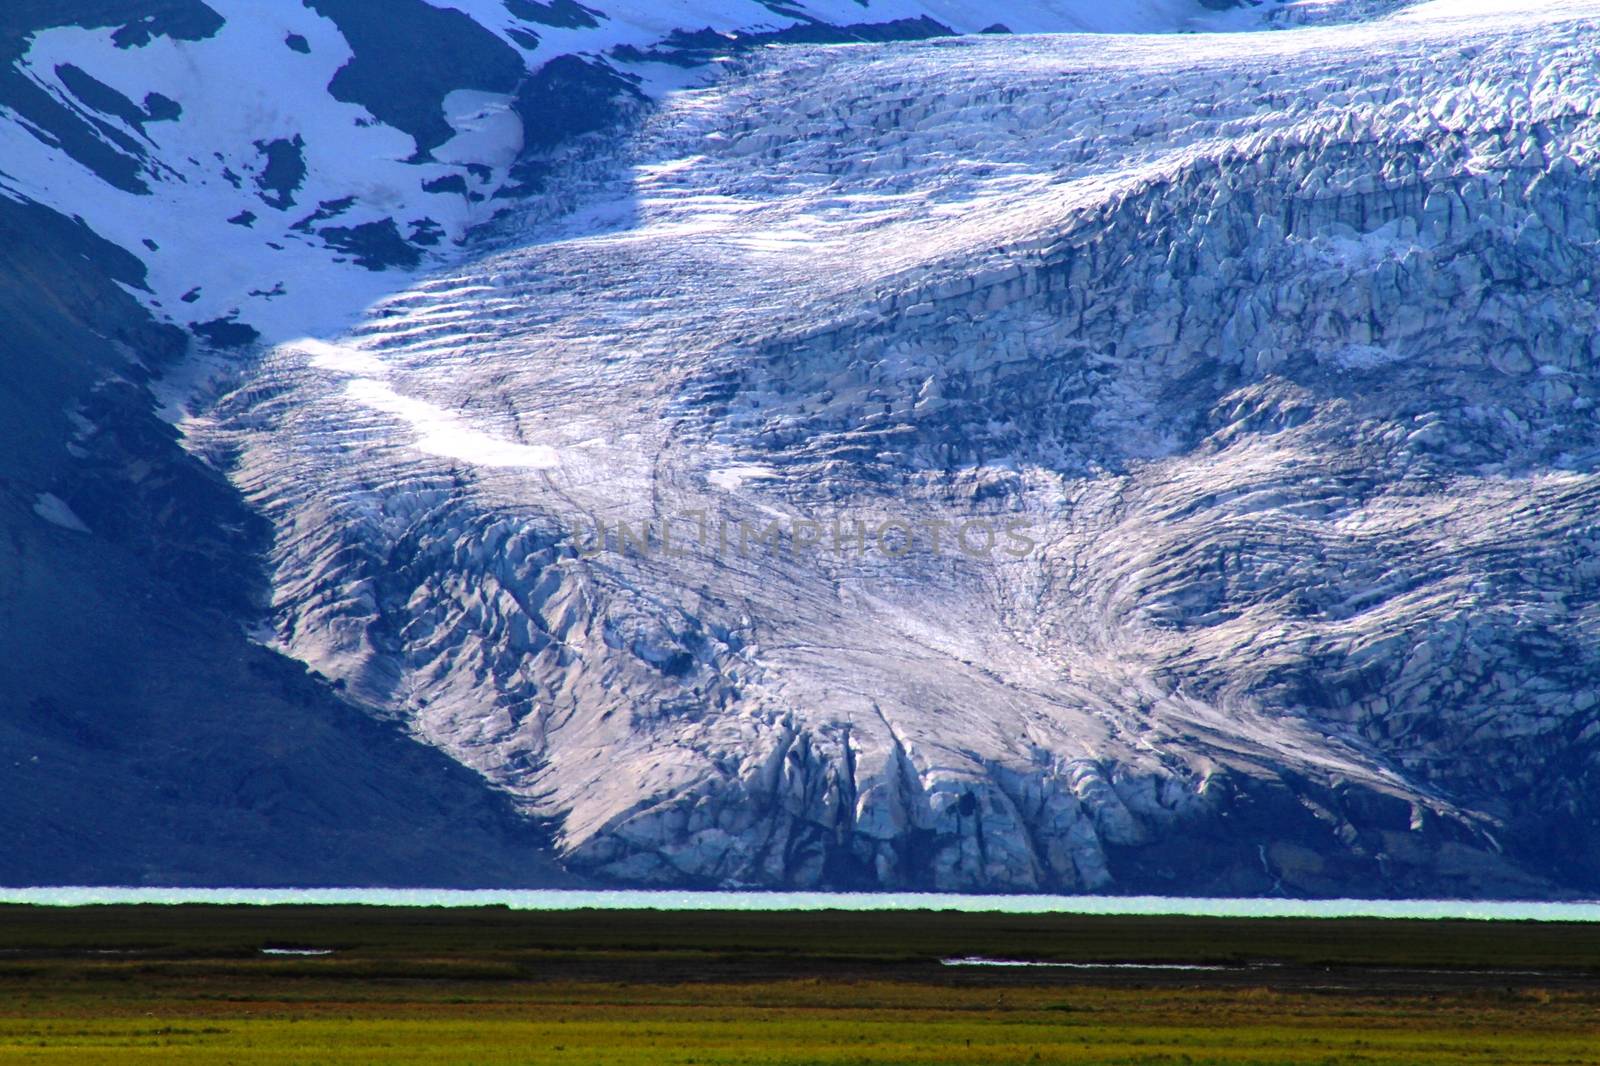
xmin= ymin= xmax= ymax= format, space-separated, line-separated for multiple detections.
xmin=0 ymin=158 xmax=580 ymax=888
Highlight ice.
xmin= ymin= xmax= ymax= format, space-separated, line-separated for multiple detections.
xmin=186 ymin=0 xmax=1600 ymax=893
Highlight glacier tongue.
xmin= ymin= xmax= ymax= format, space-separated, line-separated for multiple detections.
xmin=208 ymin=2 xmax=1600 ymax=894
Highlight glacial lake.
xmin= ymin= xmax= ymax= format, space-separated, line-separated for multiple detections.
xmin=4 ymin=888 xmax=1600 ymax=921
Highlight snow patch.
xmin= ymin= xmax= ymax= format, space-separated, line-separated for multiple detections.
xmin=435 ymin=89 xmax=524 ymax=170
xmin=292 ymin=337 xmax=387 ymax=376
xmin=32 ymin=493 xmax=91 ymax=533
xmin=708 ymin=465 xmax=779 ymax=490
xmin=345 ymin=378 xmax=559 ymax=470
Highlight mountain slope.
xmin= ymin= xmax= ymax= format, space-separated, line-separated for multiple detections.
xmin=5 ymin=0 xmax=1599 ymax=895
xmin=0 ymin=189 xmax=580 ymax=888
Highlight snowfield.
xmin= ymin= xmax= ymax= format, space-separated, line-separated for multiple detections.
xmin=0 ymin=0 xmax=1248 ymax=344
xmin=9 ymin=0 xmax=1600 ymax=893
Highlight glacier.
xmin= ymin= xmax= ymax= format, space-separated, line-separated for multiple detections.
xmin=5 ymin=0 xmax=1600 ymax=894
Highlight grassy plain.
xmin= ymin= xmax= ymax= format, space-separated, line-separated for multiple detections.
xmin=2 ymin=905 xmax=1599 ymax=1064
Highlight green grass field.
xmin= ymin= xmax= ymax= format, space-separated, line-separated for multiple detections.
xmin=2 ymin=905 xmax=1599 ymax=1064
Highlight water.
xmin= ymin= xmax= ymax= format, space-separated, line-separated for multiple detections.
xmin=2 ymin=887 xmax=1599 ymax=920
xmin=943 ymin=957 xmax=1234 ymax=970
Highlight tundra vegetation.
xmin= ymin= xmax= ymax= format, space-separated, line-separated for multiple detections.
xmin=2 ymin=906 xmax=1599 ymax=1063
